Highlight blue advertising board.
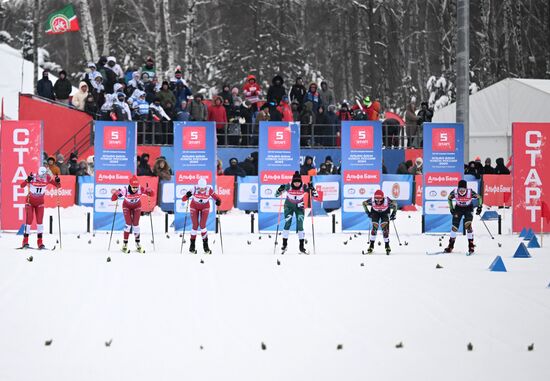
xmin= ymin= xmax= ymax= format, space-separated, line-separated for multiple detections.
xmin=423 ymin=123 xmax=464 ymax=232
xmin=93 ymin=121 xmax=137 ymax=230
xmin=173 ymin=121 xmax=217 ymax=231
xmin=340 ymin=121 xmax=383 ymax=231
xmin=258 ymin=121 xmax=300 ymax=231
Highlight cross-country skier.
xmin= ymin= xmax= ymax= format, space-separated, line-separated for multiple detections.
xmin=111 ymin=175 xmax=155 ymax=253
xmin=181 ymin=178 xmax=221 ymax=254
xmin=275 ymin=171 xmax=318 ymax=254
xmin=444 ymin=179 xmax=482 ymax=254
xmin=20 ymin=166 xmax=61 ymax=249
xmin=362 ymin=189 xmax=397 ymax=254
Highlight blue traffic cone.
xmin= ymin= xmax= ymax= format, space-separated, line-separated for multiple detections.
xmin=489 ymin=256 xmax=507 ymax=272
xmin=513 ymin=243 xmax=531 ymax=258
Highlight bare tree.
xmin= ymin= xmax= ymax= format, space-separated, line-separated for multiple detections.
xmin=163 ymin=0 xmax=176 ymax=72
xmin=99 ymin=0 xmax=110 ymax=56
xmin=79 ymin=0 xmax=98 ymax=61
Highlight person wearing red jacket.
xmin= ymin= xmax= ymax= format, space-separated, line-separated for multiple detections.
xmin=208 ymin=96 xmax=228 ymax=145
xmin=111 ymin=175 xmax=154 ymax=253
xmin=242 ymin=74 xmax=262 ymax=111
xmin=181 ymin=178 xmax=221 ymax=254
xmin=20 ymin=166 xmax=60 ymax=249
xmin=278 ymin=95 xmax=294 ymax=121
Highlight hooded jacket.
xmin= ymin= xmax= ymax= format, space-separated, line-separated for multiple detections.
xmin=494 ymin=158 xmax=510 ymax=175
xmin=53 ymin=70 xmax=72 ymax=100
xmin=224 ymin=158 xmax=246 ymax=178
xmin=242 ymin=74 xmax=262 ymax=104
xmin=72 ymin=81 xmax=90 ymax=111
xmin=266 ymin=75 xmax=286 ymax=105
xmin=300 ymin=156 xmax=315 ymax=175
xmin=153 ymin=157 xmax=172 ymax=181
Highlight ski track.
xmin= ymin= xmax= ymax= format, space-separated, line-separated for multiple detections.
xmin=0 ymin=206 xmax=549 ymax=381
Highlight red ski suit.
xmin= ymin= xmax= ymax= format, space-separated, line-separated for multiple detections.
xmin=111 ymin=185 xmax=154 ymax=238
xmin=20 ymin=174 xmax=59 ymax=234
xmin=181 ymin=185 xmax=220 ymax=239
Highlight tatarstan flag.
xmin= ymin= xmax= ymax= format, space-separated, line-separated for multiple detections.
xmin=44 ymin=4 xmax=80 ymax=34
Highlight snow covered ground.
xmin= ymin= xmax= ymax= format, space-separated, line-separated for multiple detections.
xmin=0 ymin=206 xmax=549 ymax=381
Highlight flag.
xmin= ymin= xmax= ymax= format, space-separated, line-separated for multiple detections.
xmin=44 ymin=4 xmax=80 ymax=34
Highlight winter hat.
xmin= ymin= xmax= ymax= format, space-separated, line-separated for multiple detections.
xmin=291 ymin=171 xmax=302 ymax=184
xmin=87 ymin=62 xmax=96 ymax=68
xmin=107 ymin=56 xmax=116 ymax=63
xmin=70 ymin=152 xmax=78 ymax=160
xmin=113 ymin=83 xmax=123 ymax=93
xmin=56 ymin=153 xmax=65 ymax=163
xmin=116 ymin=92 xmax=126 ymax=99
xmin=415 ymin=157 xmax=423 ymax=166
xmin=325 ymin=155 xmax=333 ymax=163
xmin=162 ymin=80 xmax=169 ymax=87
xmin=87 ymin=155 xmax=94 ymax=164
xmin=175 ymin=65 xmax=182 ymax=74
xmin=458 ymin=179 xmax=467 ymax=189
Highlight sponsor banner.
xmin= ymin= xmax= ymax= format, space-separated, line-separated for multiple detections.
xmin=423 ymin=123 xmax=464 ymax=232
xmin=237 ymin=176 xmax=259 ymax=211
xmin=44 ymin=175 xmax=76 ymax=208
xmin=341 ymin=121 xmax=382 ymax=230
xmin=483 ymin=175 xmax=512 ymax=207
xmin=77 ymin=176 xmax=94 ymax=206
xmin=94 ymin=121 xmax=137 ymax=230
xmin=216 ymin=175 xmax=234 ymax=211
xmin=173 ymin=122 xmax=217 ymax=231
xmin=312 ymin=175 xmax=340 ymax=209
xmin=512 ymin=123 xmax=550 ymax=232
xmin=0 ymin=120 xmax=42 ymax=230
xmin=381 ymin=175 xmax=413 ymax=206
xmin=258 ymin=122 xmax=300 ymax=231
xmin=415 ymin=175 xmax=423 ymax=205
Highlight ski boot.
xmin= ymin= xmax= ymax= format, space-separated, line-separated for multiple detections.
xmin=37 ymin=238 xmax=46 ymax=250
xmin=121 ymin=242 xmax=129 ymax=254
xmin=136 ymin=242 xmax=145 ymax=254
xmin=299 ymin=239 xmax=309 ymax=254
xmin=366 ymin=241 xmax=375 ymax=254
xmin=467 ymin=239 xmax=475 ymax=255
xmin=280 ymin=238 xmax=288 ymax=254
xmin=385 ymin=242 xmax=391 ymax=255
xmin=189 ymin=239 xmax=197 ymax=254
xmin=21 ymin=235 xmax=30 ymax=249
xmin=203 ymin=238 xmax=212 ymax=254
xmin=443 ymin=237 xmax=455 ymax=253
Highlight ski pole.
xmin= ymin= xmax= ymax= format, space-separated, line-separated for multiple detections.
xmin=108 ymin=199 xmax=119 ymax=251
xmin=146 ymin=182 xmax=155 ymax=251
xmin=392 ymin=219 xmax=402 ymax=246
xmin=480 ymin=217 xmax=495 ymax=240
xmin=217 ymin=208 xmax=224 ymax=254
xmin=180 ymin=199 xmax=190 ymax=254
xmin=273 ymin=193 xmax=284 ymax=254
xmin=309 ymin=186 xmax=316 ymax=255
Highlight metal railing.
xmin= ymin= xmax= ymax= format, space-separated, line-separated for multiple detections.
xmin=134 ymin=121 xmax=424 ymax=148
xmin=53 ymin=119 xmax=94 ymax=158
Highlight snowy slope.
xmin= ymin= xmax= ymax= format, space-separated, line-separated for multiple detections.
xmin=0 ymin=206 xmax=549 ymax=381
xmin=0 ymin=43 xmax=77 ymax=120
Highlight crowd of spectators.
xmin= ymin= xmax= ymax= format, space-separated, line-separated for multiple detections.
xmin=36 ymin=55 xmax=437 ymax=148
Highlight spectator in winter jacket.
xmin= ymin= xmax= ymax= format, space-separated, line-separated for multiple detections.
xmin=90 ymin=74 xmax=105 ymax=108
xmin=317 ymin=163 xmax=330 ymax=175
xmin=268 ymin=101 xmax=282 ymax=121
xmin=319 ymin=81 xmax=335 ymax=107
xmin=53 ymin=70 xmax=72 ymax=103
xmin=112 ymin=92 xmax=132 ymax=121
xmin=242 ymin=74 xmax=262 ymax=110
xmin=256 ymin=103 xmax=270 ymax=123
xmin=326 ymin=105 xmax=339 ymax=146
xmin=137 ymin=153 xmax=154 ymax=176
xmin=46 ymin=156 xmax=61 ymax=176
xmin=99 ymin=57 xmax=117 ymax=94
xmin=291 ymin=100 xmax=300 ymax=121
xmin=144 ymin=75 xmax=159 ymax=104
xmin=465 ymin=161 xmax=481 ymax=179
xmin=68 ymin=152 xmax=79 ymax=175
xmin=405 ymin=102 xmax=420 ymax=148
xmin=238 ymin=156 xmax=256 ymax=176
xmin=132 ymin=91 xmax=150 ymax=120
xmin=187 ymin=94 xmax=208 ymax=121
xmin=37 ymin=70 xmax=55 ymax=100
xmin=56 ymin=154 xmax=70 ymax=175
xmin=300 ymin=102 xmax=315 ymax=146
xmin=174 ymin=81 xmax=193 ymax=107
xmin=156 ymin=81 xmax=176 ymax=110
xmin=494 ymin=158 xmax=510 ymax=175
xmin=150 ymin=97 xmax=171 ymax=121
xmin=337 ymin=102 xmax=352 ymax=121
xmin=84 ymin=62 xmax=101 ymax=88
xmin=86 ymin=155 xmax=95 ymax=176
xmin=278 ymin=96 xmax=293 ymax=122
xmin=208 ymin=96 xmax=228 ymax=145
xmin=483 ymin=158 xmax=494 ymax=174
xmin=315 ymin=105 xmax=331 ymax=146
xmin=219 ymin=83 xmax=233 ymax=106
xmin=410 ymin=157 xmax=423 ymax=175
xmin=323 ymin=156 xmax=338 ymax=174
xmin=75 ymin=161 xmax=89 ymax=176
xmin=300 ymin=155 xmax=316 ymax=175
xmin=126 ymin=71 xmax=144 ymax=96
xmin=364 ymin=96 xmax=380 ymax=121
xmin=396 ymin=160 xmax=413 ymax=175
xmin=72 ymin=81 xmax=90 ymax=111
xmin=106 ymin=56 xmax=124 ymax=79
xmin=153 ymin=157 xmax=172 ymax=181
xmin=84 ymin=94 xmax=99 ymax=118
xmin=266 ymin=75 xmax=286 ymax=105
xmin=417 ymin=101 xmax=433 ymax=124
xmin=290 ymin=77 xmax=307 ymax=109
xmin=305 ymin=83 xmax=322 ymax=114
xmin=224 ymin=158 xmax=246 ymax=178
xmin=141 ymin=56 xmax=156 ymax=78
xmin=175 ymin=100 xmax=190 ymax=121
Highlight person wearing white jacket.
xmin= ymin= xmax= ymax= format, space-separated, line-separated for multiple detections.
xmin=72 ymin=81 xmax=90 ymax=111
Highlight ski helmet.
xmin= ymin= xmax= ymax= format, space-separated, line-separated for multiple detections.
xmin=374 ymin=189 xmax=385 ymax=204
xmin=197 ymin=178 xmax=207 ymax=188
xmin=37 ymin=166 xmax=47 ymax=177
xmin=130 ymin=175 xmax=140 ymax=188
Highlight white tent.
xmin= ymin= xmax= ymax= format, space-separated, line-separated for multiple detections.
xmin=432 ymin=78 xmax=550 ymax=161
xmin=0 ymin=43 xmax=76 ymax=120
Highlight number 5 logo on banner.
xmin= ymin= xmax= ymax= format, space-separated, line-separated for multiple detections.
xmin=103 ymin=126 xmax=127 ymax=150
xmin=350 ymin=126 xmax=374 ymax=149
xmin=183 ymin=127 xmax=206 ymax=150
xmin=268 ymin=127 xmax=291 ymax=150
xmin=432 ymin=128 xmax=456 ymax=152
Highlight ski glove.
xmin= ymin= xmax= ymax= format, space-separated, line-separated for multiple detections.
xmin=476 ymin=206 xmax=482 ymax=215
xmin=117 ymin=192 xmax=124 ymax=199
xmin=449 ymin=207 xmax=455 ymax=215
xmin=390 ymin=212 xmax=396 ymax=220
xmin=55 ymin=176 xmax=60 ymax=184
xmin=215 ymin=199 xmax=221 ymax=206
xmin=26 ymin=174 xmax=33 ymax=183
xmin=277 ymin=185 xmax=286 ymax=193
xmin=185 ymin=191 xmax=193 ymax=199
